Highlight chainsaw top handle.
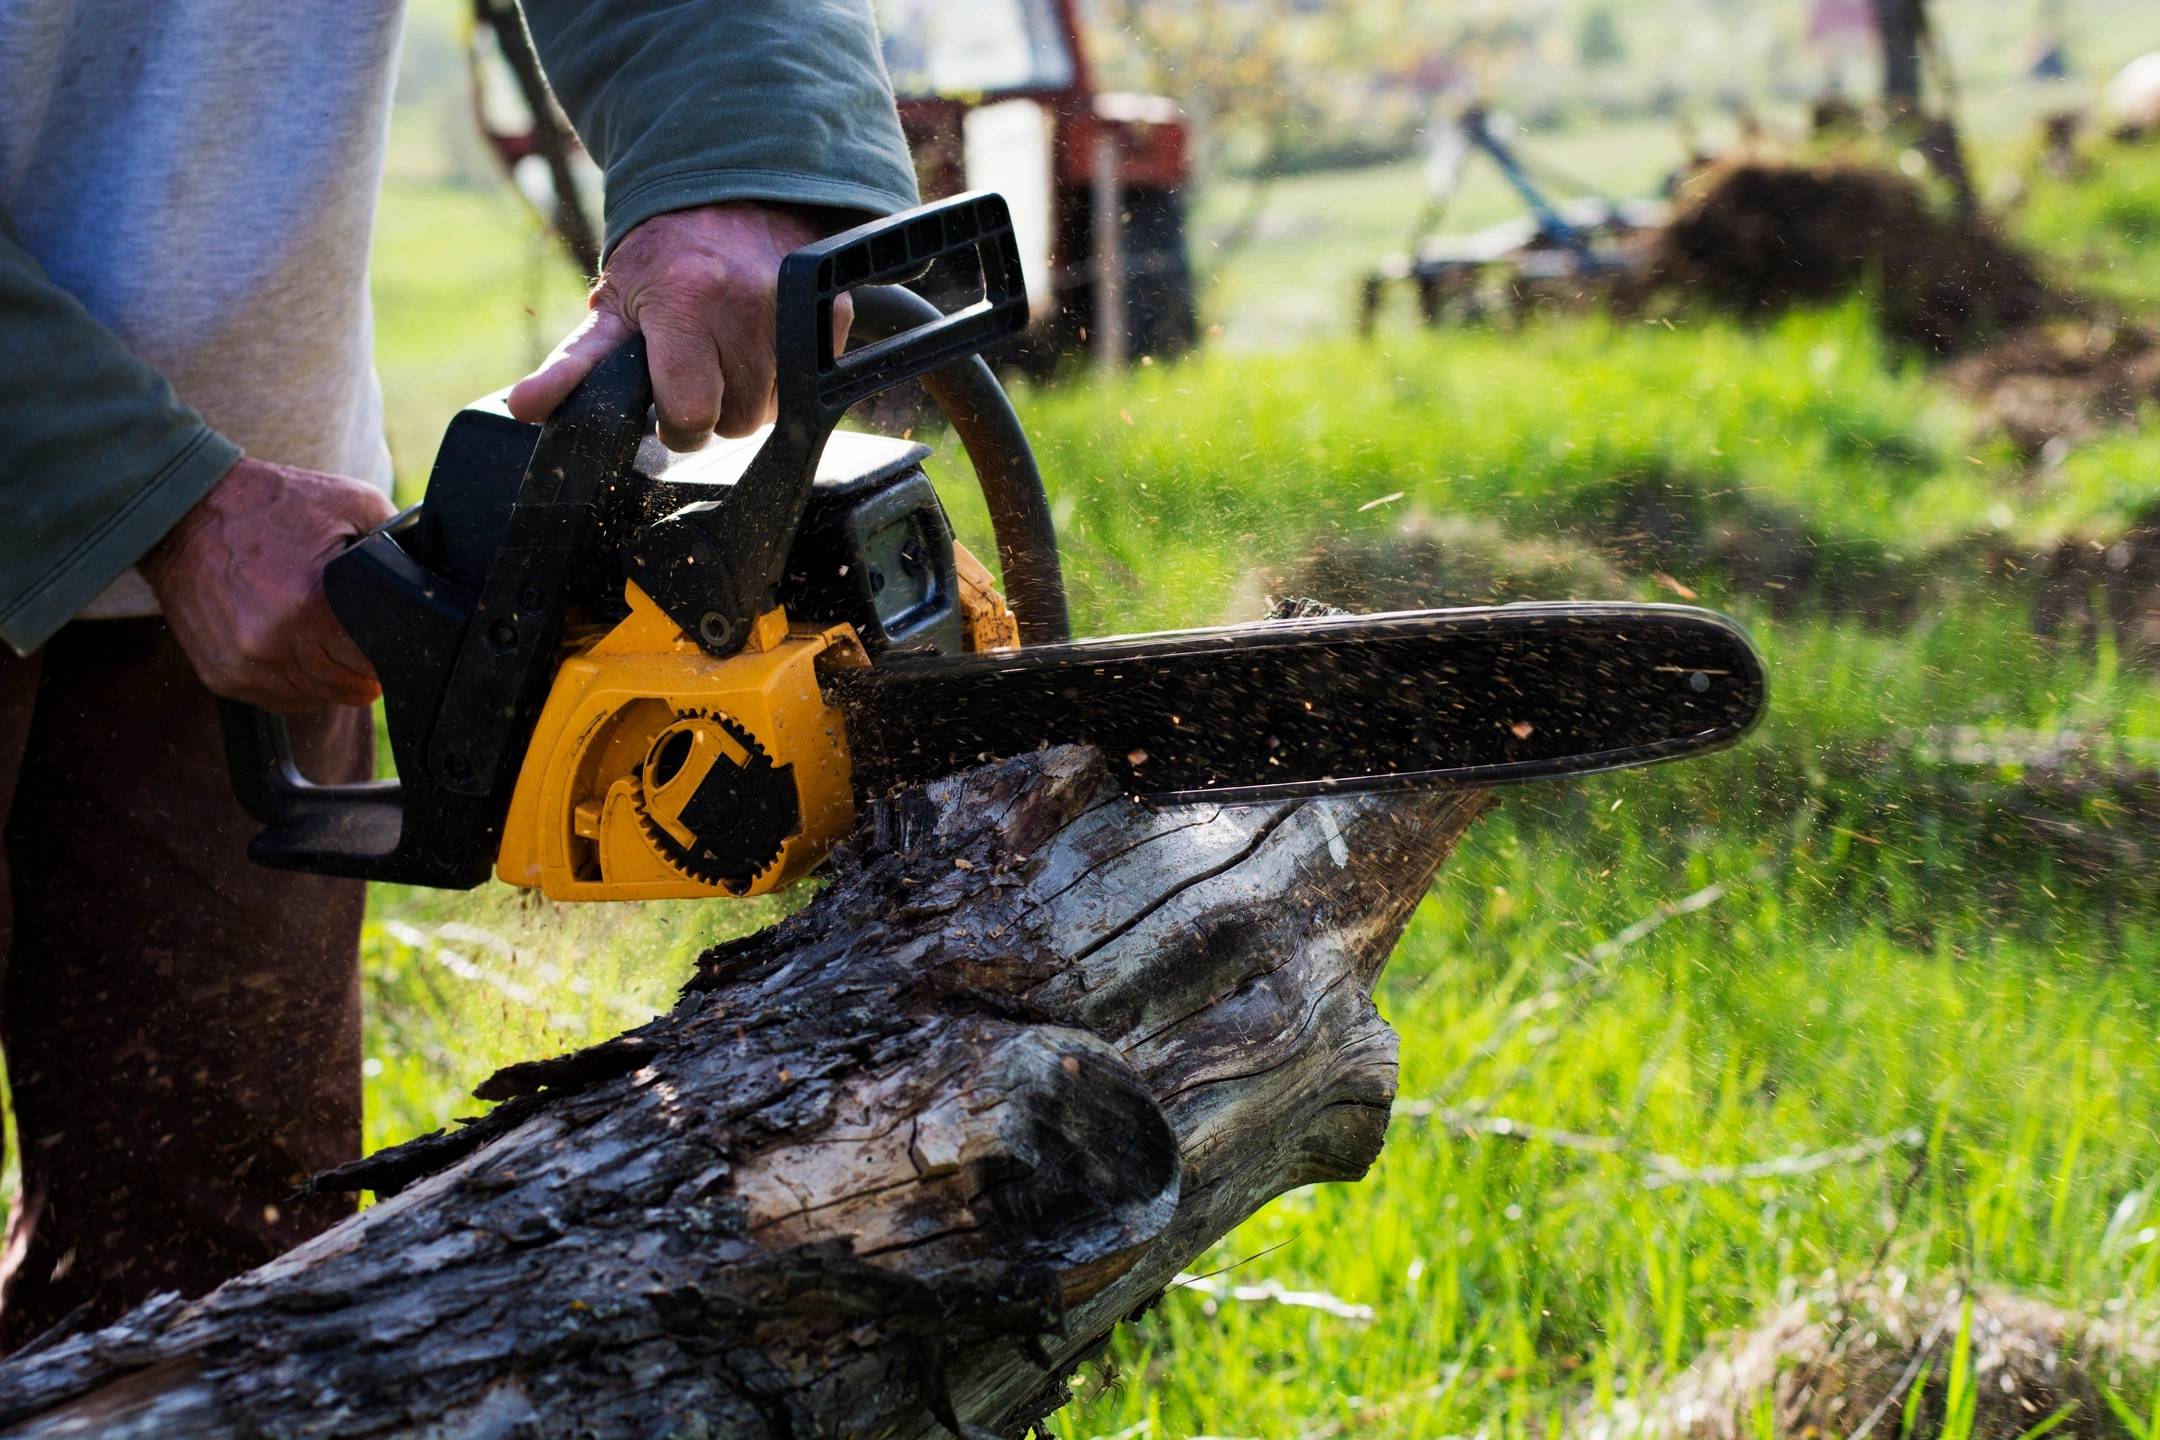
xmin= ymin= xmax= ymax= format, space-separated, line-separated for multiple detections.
xmin=630 ymin=190 xmax=1046 ymax=658
xmin=222 ymin=190 xmax=1062 ymax=888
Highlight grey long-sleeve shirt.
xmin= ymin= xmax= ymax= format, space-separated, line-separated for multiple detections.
xmin=0 ymin=0 xmax=917 ymax=656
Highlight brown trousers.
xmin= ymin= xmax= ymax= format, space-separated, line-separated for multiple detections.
xmin=0 ymin=620 xmax=367 ymax=1348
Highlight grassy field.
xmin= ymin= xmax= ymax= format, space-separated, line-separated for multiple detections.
xmin=354 ymin=60 xmax=2160 ymax=1439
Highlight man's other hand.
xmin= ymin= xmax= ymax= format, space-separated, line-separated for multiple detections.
xmin=141 ymin=458 xmax=396 ymax=712
xmin=505 ymin=200 xmax=848 ymax=451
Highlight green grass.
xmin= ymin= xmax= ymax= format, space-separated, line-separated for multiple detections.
xmin=938 ymin=300 xmax=2160 ymax=639
xmin=351 ymin=79 xmax=2160 ymax=1439
xmin=370 ymin=177 xmax=587 ymax=502
xmin=1061 ymin=855 xmax=2160 ymax=1436
xmin=2017 ymin=136 xmax=2160 ymax=313
xmin=356 ymin=884 xmax=790 ymax=1153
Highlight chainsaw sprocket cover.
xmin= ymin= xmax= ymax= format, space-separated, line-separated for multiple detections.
xmin=494 ymin=596 xmax=863 ymax=902
xmin=629 ymin=709 xmax=801 ymax=892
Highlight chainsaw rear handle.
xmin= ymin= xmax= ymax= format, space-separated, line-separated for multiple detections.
xmin=220 ymin=336 xmax=657 ymax=884
xmin=223 ymin=192 xmax=1056 ymax=886
xmin=221 ymin=701 xmax=418 ymax=880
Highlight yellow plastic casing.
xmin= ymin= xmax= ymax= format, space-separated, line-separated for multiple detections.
xmin=495 ymin=584 xmax=865 ymax=901
xmin=952 ymin=541 xmax=1021 ymax=653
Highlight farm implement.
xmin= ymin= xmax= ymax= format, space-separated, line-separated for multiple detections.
xmin=1361 ymin=105 xmax=1665 ymax=332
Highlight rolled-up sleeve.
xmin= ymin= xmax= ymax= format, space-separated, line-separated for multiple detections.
xmin=0 ymin=210 xmax=239 ymax=657
xmin=517 ymin=0 xmax=921 ymax=258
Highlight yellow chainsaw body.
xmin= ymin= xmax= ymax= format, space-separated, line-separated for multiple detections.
xmin=496 ymin=545 xmax=1015 ymax=902
xmin=496 ymin=585 xmax=864 ymax=901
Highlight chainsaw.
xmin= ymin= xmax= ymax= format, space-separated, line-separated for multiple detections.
xmin=222 ymin=193 xmax=1765 ymax=902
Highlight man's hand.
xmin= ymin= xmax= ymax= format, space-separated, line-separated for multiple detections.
xmin=141 ymin=458 xmax=397 ymax=712
xmin=506 ymin=200 xmax=848 ymax=450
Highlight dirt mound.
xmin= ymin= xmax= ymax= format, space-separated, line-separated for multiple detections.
xmin=1651 ymin=162 xmax=2057 ymax=354
xmin=1586 ymin=1280 xmax=2160 ymax=1440
xmin=2032 ymin=509 xmax=2160 ymax=667
xmin=1944 ymin=321 xmax=2160 ymax=454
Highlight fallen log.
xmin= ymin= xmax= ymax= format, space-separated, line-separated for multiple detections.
xmin=0 ymin=743 xmax=1490 ymax=1439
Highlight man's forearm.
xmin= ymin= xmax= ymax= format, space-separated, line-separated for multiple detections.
xmin=516 ymin=0 xmax=920 ymax=258
xmin=0 ymin=213 xmax=240 ymax=657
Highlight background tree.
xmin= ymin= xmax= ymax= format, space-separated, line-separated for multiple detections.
xmin=1578 ymin=7 xmax=1628 ymax=70
xmin=1872 ymin=0 xmax=1928 ymax=113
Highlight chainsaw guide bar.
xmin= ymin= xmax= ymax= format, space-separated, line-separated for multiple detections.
xmin=836 ymin=603 xmax=1763 ymax=805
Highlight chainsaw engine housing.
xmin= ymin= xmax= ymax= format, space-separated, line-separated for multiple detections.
xmin=348 ymin=401 xmax=1003 ymax=900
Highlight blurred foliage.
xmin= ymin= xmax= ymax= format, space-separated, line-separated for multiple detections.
xmin=1577 ymin=6 xmax=1628 ymax=71
xmin=1083 ymin=0 xmax=2160 ymax=181
xmin=2017 ymin=135 xmax=2160 ymax=310
xmin=967 ymin=301 xmax=2135 ymax=634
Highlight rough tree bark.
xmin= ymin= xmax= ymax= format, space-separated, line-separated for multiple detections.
xmin=0 ymin=744 xmax=1490 ymax=1439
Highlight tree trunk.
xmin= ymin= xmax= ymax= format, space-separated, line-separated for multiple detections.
xmin=1872 ymin=0 xmax=1926 ymax=114
xmin=0 ymin=745 xmax=1490 ymax=1439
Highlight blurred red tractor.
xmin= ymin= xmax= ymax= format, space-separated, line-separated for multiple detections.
xmin=471 ymin=0 xmax=1197 ymax=368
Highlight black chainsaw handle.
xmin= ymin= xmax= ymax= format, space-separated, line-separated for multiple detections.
xmin=220 ymin=700 xmax=421 ymax=879
xmin=631 ymin=191 xmax=1037 ymax=655
xmin=219 ymin=339 xmax=657 ymax=887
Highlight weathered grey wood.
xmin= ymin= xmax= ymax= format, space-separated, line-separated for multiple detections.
xmin=0 ymin=744 xmax=1490 ymax=1439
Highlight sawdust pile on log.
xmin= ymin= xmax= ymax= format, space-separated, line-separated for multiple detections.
xmin=1943 ymin=320 xmax=2160 ymax=455
xmin=1582 ymin=1281 xmax=2160 ymax=1440
xmin=1649 ymin=162 xmax=2057 ymax=354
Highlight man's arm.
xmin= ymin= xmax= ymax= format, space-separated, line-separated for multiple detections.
xmin=0 ymin=213 xmax=240 ymax=657
xmin=0 ymin=211 xmax=392 ymax=706
xmin=516 ymin=0 xmax=917 ymax=259
xmin=506 ymin=0 xmax=920 ymax=448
